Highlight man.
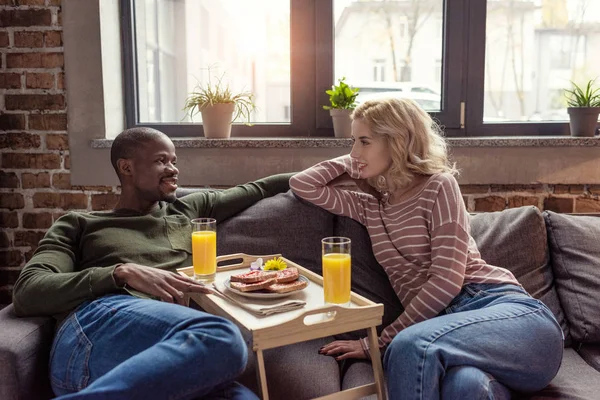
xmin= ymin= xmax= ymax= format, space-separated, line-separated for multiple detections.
xmin=13 ymin=127 xmax=293 ymax=400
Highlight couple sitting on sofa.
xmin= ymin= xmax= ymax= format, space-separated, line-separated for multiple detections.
xmin=13 ymin=97 xmax=563 ymax=400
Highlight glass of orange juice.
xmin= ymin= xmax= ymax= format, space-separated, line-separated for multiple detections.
xmin=191 ymin=218 xmax=217 ymax=283
xmin=322 ymin=237 xmax=351 ymax=307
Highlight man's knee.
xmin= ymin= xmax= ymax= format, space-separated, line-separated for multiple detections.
xmin=441 ymin=366 xmax=511 ymax=400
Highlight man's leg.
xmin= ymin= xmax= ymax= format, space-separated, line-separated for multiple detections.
xmin=383 ymin=286 xmax=563 ymax=400
xmin=50 ymin=294 xmax=257 ymax=400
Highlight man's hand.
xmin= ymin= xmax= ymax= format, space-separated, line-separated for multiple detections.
xmin=114 ymin=263 xmax=213 ymax=305
xmin=318 ymin=340 xmax=368 ymax=361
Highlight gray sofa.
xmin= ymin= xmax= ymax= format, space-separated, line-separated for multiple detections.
xmin=2 ymin=191 xmax=600 ymax=399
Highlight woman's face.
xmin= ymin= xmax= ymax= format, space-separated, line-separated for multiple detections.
xmin=350 ymin=118 xmax=392 ymax=179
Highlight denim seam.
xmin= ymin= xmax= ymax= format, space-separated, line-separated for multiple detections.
xmin=417 ymin=306 xmax=547 ymax=400
xmin=168 ymin=361 xmax=246 ymax=400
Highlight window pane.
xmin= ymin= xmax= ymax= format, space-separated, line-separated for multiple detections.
xmin=333 ymin=0 xmax=444 ymax=111
xmin=134 ymin=0 xmax=291 ymax=124
xmin=484 ymin=0 xmax=600 ymax=122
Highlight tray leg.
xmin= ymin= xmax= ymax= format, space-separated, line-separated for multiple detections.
xmin=256 ymin=349 xmax=269 ymax=400
xmin=368 ymin=327 xmax=387 ymax=400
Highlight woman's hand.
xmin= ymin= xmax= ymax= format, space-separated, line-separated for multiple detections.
xmin=114 ymin=263 xmax=213 ymax=305
xmin=319 ymin=340 xmax=368 ymax=361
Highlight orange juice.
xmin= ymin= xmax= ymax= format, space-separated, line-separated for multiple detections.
xmin=192 ymin=231 xmax=217 ymax=280
xmin=322 ymin=253 xmax=351 ymax=304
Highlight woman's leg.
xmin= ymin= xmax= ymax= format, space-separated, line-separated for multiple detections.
xmin=50 ymin=294 xmax=257 ymax=400
xmin=383 ymin=284 xmax=563 ymax=400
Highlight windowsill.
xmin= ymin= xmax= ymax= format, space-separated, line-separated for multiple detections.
xmin=90 ymin=135 xmax=600 ymax=149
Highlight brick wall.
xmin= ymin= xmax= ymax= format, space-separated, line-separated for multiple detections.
xmin=1 ymin=1 xmax=600 ymax=308
xmin=0 ymin=0 xmax=119 ymax=305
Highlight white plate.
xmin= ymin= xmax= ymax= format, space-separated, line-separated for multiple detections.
xmin=223 ymin=275 xmax=310 ymax=299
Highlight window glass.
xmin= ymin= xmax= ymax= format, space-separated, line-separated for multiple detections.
xmin=484 ymin=0 xmax=600 ymax=122
xmin=134 ymin=0 xmax=291 ymax=124
xmin=333 ymin=0 xmax=444 ymax=111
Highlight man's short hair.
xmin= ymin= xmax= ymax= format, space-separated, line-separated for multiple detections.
xmin=110 ymin=127 xmax=167 ymax=177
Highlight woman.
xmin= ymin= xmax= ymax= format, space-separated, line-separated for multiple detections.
xmin=289 ymin=98 xmax=563 ymax=399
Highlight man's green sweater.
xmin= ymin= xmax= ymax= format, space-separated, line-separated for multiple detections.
xmin=12 ymin=173 xmax=293 ymax=320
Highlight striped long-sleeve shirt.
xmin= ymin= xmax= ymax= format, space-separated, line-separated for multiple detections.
xmin=290 ymin=155 xmax=520 ymax=348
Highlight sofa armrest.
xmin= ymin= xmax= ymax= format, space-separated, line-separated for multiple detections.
xmin=0 ymin=304 xmax=55 ymax=400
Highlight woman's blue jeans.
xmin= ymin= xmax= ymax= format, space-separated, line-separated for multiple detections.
xmin=383 ymin=283 xmax=564 ymax=400
xmin=49 ymin=294 xmax=258 ymax=400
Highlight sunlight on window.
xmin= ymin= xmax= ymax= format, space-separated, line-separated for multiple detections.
xmin=484 ymin=0 xmax=600 ymax=123
xmin=333 ymin=0 xmax=444 ymax=112
xmin=134 ymin=0 xmax=291 ymax=124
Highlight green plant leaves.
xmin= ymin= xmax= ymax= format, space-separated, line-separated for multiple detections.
xmin=323 ymin=77 xmax=360 ymax=110
xmin=564 ymin=78 xmax=600 ymax=107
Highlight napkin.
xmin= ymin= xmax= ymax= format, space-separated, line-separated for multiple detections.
xmin=210 ymin=282 xmax=306 ymax=316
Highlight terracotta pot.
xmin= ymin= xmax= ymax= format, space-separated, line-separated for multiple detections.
xmin=567 ymin=107 xmax=600 ymax=137
xmin=200 ymin=103 xmax=235 ymax=139
xmin=330 ymin=108 xmax=353 ymax=138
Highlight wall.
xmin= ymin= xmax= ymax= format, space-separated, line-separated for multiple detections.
xmin=1 ymin=0 xmax=600 ymax=306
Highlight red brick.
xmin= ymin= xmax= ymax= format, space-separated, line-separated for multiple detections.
xmin=554 ymin=185 xmax=585 ymax=195
xmin=575 ymin=198 xmax=600 ymax=213
xmin=474 ymin=196 xmax=506 ymax=212
xmin=52 ymin=212 xmax=65 ymax=221
xmin=60 ymin=193 xmax=87 ymax=210
xmin=21 ymin=172 xmax=50 ymax=188
xmin=459 ymin=185 xmax=489 ymax=195
xmin=0 ymin=72 xmax=21 ymax=89
xmin=0 ymin=9 xmax=51 ymax=27
xmin=13 ymin=31 xmax=43 ymax=48
xmin=5 ymin=94 xmax=65 ymax=111
xmin=490 ymin=184 xmax=545 ymax=193
xmin=91 ymin=193 xmax=119 ymax=210
xmin=63 ymin=154 xmax=70 ymax=169
xmin=32 ymin=192 xmax=59 ymax=208
xmin=0 ymin=268 xmax=22 ymax=285
xmin=0 ymin=232 xmax=9 ymax=248
xmin=589 ymin=185 xmax=600 ymax=195
xmin=13 ymin=0 xmax=46 ymax=5
xmin=14 ymin=230 xmax=45 ymax=248
xmin=46 ymin=133 xmax=68 ymax=149
xmin=74 ymin=185 xmax=113 ymax=192
xmin=0 ymin=172 xmax=19 ymax=188
xmin=48 ymin=0 xmax=61 ymax=6
xmin=29 ymin=113 xmax=66 ymax=131
xmin=22 ymin=212 xmax=52 ymax=229
xmin=26 ymin=72 xmax=53 ymax=89
xmin=0 ymin=251 xmax=24 ymax=267
xmin=0 ymin=114 xmax=26 ymax=130
xmin=0 ymin=211 xmax=18 ymax=228
xmin=5 ymin=52 xmax=63 ymax=68
xmin=44 ymin=30 xmax=61 ymax=47
xmin=543 ymin=197 xmax=574 ymax=213
xmin=0 ymin=132 xmax=41 ymax=149
xmin=52 ymin=172 xmax=70 ymax=189
xmin=508 ymin=196 xmax=539 ymax=209
xmin=57 ymin=71 xmax=64 ymax=89
xmin=0 ymin=31 xmax=8 ymax=47
xmin=0 ymin=193 xmax=24 ymax=210
xmin=2 ymin=153 xmax=60 ymax=169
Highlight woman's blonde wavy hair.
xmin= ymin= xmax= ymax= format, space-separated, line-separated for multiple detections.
xmin=351 ymin=97 xmax=457 ymax=193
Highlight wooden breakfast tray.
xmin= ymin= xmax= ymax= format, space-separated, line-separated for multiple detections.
xmin=177 ymin=253 xmax=386 ymax=400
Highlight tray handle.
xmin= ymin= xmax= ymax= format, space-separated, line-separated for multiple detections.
xmin=216 ymin=253 xmax=282 ymax=271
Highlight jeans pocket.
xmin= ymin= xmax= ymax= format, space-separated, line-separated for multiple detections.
xmin=49 ymin=312 xmax=93 ymax=393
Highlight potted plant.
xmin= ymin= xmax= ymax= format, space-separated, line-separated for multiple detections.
xmin=183 ymin=72 xmax=256 ymax=139
xmin=323 ymin=77 xmax=360 ymax=138
xmin=565 ymin=78 xmax=600 ymax=137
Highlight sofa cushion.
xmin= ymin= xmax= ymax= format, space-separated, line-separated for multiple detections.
xmin=218 ymin=191 xmax=335 ymax=273
xmin=332 ymin=216 xmax=404 ymax=340
xmin=470 ymin=206 xmax=571 ymax=345
xmin=578 ymin=343 xmax=600 ymax=372
xmin=544 ymin=211 xmax=600 ymax=344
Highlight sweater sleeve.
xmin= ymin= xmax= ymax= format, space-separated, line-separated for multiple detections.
xmin=374 ymin=175 xmax=469 ymax=348
xmin=289 ymin=155 xmax=368 ymax=224
xmin=186 ymin=172 xmax=294 ymax=222
xmin=12 ymin=213 xmax=121 ymax=317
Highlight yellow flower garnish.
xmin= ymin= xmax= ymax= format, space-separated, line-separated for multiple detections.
xmin=263 ymin=257 xmax=287 ymax=271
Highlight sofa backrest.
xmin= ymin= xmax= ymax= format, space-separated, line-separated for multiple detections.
xmin=470 ymin=206 xmax=571 ymax=346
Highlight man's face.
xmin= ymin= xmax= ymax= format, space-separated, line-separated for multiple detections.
xmin=130 ymin=135 xmax=179 ymax=203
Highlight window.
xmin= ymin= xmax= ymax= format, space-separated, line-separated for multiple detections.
xmin=123 ymin=0 xmax=599 ymax=138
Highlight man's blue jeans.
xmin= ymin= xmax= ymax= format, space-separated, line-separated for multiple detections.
xmin=49 ymin=294 xmax=258 ymax=400
xmin=383 ymin=283 xmax=564 ymax=400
